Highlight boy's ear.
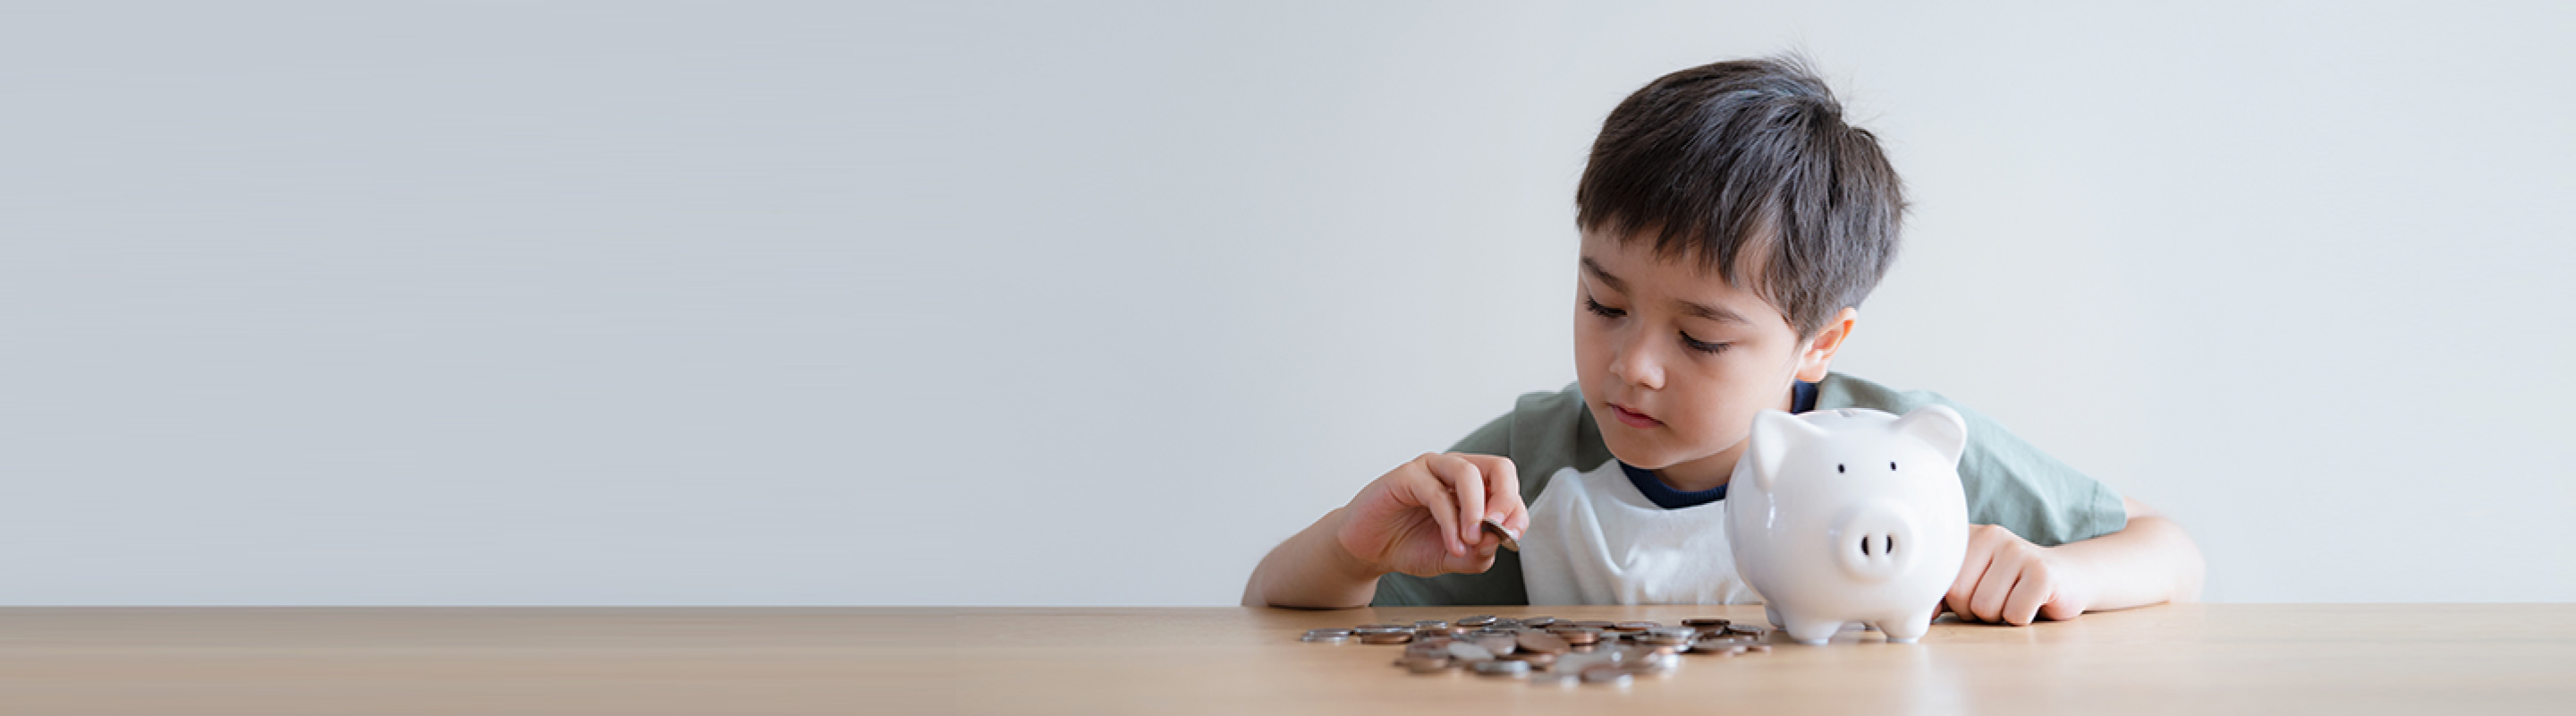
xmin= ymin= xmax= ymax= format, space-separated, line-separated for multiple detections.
xmin=1745 ymin=410 xmax=1824 ymax=490
xmin=1893 ymin=405 xmax=1969 ymax=467
xmin=1794 ymin=307 xmax=1860 ymax=382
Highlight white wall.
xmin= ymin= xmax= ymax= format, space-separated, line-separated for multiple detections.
xmin=3 ymin=2 xmax=2567 ymax=605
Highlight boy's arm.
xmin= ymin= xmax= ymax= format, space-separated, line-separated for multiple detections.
xmin=1240 ymin=507 xmax=1385 ymax=609
xmin=1946 ymin=496 xmax=2206 ymax=625
xmin=1242 ymin=453 xmax=1526 ymax=609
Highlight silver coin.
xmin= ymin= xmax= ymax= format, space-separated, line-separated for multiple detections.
xmin=1471 ymin=660 xmax=1531 ymax=678
xmin=1445 ymin=642 xmax=1495 ymax=661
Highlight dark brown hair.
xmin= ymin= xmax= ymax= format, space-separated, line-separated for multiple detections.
xmin=1575 ymin=55 xmax=1906 ymax=339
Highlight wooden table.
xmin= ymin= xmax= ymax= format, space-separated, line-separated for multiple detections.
xmin=1 ymin=605 xmax=2570 ymax=714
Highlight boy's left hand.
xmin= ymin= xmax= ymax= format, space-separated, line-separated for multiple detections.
xmin=1945 ymin=524 xmax=2095 ymax=626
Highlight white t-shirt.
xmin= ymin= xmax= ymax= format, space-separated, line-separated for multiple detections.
xmin=1519 ymin=457 xmax=1767 ymax=605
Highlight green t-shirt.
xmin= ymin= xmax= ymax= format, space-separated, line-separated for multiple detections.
xmin=1371 ymin=371 xmax=2128 ymax=606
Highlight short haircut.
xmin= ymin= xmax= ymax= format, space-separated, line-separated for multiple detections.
xmin=1575 ymin=55 xmax=1906 ymax=340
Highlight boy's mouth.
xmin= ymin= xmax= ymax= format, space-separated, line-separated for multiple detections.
xmin=1607 ymin=402 xmax=1663 ymax=429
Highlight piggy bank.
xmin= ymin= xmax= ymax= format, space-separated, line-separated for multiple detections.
xmin=1725 ymin=405 xmax=1969 ymax=644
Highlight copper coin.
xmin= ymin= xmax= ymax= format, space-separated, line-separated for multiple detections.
xmin=1517 ymin=631 xmax=1571 ymax=654
xmin=1504 ymin=651 xmax=1557 ymax=668
xmin=1682 ymin=618 xmax=1731 ymax=627
xmin=1359 ymin=632 xmax=1413 ymax=644
xmin=1746 ymin=644 xmax=1771 ymax=652
xmin=1552 ymin=627 xmax=1601 ymax=645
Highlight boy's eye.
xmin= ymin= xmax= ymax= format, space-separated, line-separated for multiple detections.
xmin=1679 ymin=330 xmax=1729 ymax=354
xmin=1583 ymin=295 xmax=1627 ymax=319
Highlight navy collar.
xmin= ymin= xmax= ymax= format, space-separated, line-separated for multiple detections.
xmin=1621 ymin=379 xmax=1819 ymax=510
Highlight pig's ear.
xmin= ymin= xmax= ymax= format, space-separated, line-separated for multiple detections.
xmin=1744 ymin=410 xmax=1822 ymax=490
xmin=1894 ymin=405 xmax=1969 ymax=467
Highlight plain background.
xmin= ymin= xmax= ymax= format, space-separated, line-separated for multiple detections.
xmin=3 ymin=2 xmax=2569 ymax=605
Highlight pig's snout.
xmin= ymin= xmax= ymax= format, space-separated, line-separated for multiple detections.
xmin=1833 ymin=505 xmax=1919 ymax=582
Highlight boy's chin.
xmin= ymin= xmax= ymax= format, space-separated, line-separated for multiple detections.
xmin=1599 ymin=430 xmax=1688 ymax=471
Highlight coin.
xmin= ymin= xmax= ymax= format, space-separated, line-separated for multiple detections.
xmin=1446 ymin=642 xmax=1495 ymax=661
xmin=1474 ymin=633 xmax=1518 ymax=655
xmin=1682 ymin=618 xmax=1731 ymax=628
xmin=1413 ymin=620 xmax=1449 ymax=630
xmin=1360 ymin=632 xmax=1413 ymax=644
xmin=1479 ymin=517 xmax=1520 ymax=552
xmin=1504 ymin=651 xmax=1557 ymax=668
xmin=1354 ymin=624 xmax=1410 ymax=635
xmin=1517 ymin=631 xmax=1570 ymax=654
xmin=1396 ymin=655 xmax=1453 ymax=673
xmin=1301 ymin=628 xmax=1352 ymax=643
xmin=1471 ymin=660 xmax=1531 ymax=678
xmin=1612 ymin=621 xmax=1661 ymax=631
xmin=1524 ymin=616 xmax=1561 ymax=627
xmin=1550 ymin=627 xmax=1601 ymax=645
xmin=1580 ymin=665 xmax=1632 ymax=685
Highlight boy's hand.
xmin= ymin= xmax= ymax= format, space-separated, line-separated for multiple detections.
xmin=1335 ymin=452 xmax=1527 ymax=578
xmin=1945 ymin=524 xmax=2096 ymax=626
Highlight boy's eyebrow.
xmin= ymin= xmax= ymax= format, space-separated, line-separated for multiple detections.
xmin=1581 ymin=255 xmax=1750 ymax=324
xmin=1579 ymin=256 xmax=1626 ymax=293
xmin=1677 ymin=299 xmax=1750 ymax=325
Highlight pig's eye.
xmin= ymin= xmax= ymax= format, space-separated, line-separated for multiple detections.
xmin=1835 ymin=464 xmax=1844 ymax=473
xmin=1889 ymin=462 xmax=1897 ymax=471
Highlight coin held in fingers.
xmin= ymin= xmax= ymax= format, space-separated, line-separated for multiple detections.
xmin=1479 ymin=516 xmax=1521 ymax=552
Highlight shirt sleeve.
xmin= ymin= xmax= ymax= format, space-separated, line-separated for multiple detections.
xmin=1814 ymin=373 xmax=2129 ymax=546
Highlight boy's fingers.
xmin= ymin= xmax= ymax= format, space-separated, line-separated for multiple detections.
xmin=1462 ymin=453 xmax=1514 ymax=509
xmin=1969 ymin=560 xmax=2020 ymax=622
xmin=1404 ymin=456 xmax=1464 ymax=557
xmin=1431 ymin=454 xmax=1487 ymax=547
xmin=1947 ymin=545 xmax=1993 ymax=620
xmin=1460 ymin=454 xmax=1524 ymax=528
xmin=2001 ymin=565 xmax=2053 ymax=626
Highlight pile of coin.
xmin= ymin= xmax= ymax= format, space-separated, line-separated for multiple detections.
xmin=1299 ymin=615 xmax=1773 ymax=686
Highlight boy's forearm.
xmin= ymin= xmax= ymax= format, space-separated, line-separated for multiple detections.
xmin=2055 ymin=514 xmax=2206 ymax=611
xmin=1241 ymin=507 xmax=1386 ymax=609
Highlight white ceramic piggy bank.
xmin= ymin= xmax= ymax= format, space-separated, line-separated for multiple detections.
xmin=1725 ymin=405 xmax=1969 ymax=644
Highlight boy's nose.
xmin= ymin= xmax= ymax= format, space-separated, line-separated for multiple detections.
xmin=1610 ymin=335 xmax=1665 ymax=389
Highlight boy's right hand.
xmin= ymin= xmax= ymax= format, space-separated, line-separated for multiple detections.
xmin=1335 ymin=452 xmax=1527 ymax=578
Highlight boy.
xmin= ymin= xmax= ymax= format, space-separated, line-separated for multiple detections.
xmin=1241 ymin=56 xmax=2203 ymax=625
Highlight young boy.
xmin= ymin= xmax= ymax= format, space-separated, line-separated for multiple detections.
xmin=1242 ymin=56 xmax=2203 ymax=625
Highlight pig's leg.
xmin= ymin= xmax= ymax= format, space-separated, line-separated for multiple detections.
xmin=1879 ymin=609 xmax=1936 ymax=644
xmin=1780 ymin=613 xmax=1840 ymax=645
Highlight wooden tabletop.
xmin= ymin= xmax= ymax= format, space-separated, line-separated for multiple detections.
xmin=2 ymin=605 xmax=2570 ymax=714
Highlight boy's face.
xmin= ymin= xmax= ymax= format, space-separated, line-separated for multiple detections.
xmin=1572 ymin=227 xmax=1852 ymax=487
